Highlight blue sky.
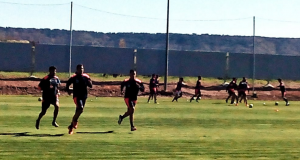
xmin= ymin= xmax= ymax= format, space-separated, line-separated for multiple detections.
xmin=1 ymin=0 xmax=300 ymax=38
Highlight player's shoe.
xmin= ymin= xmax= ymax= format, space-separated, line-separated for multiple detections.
xmin=131 ymin=126 xmax=137 ymax=131
xmin=52 ymin=121 xmax=59 ymax=127
xmin=72 ymin=121 xmax=78 ymax=129
xmin=35 ymin=119 xmax=40 ymax=130
xmin=155 ymin=102 xmax=159 ymax=104
xmin=286 ymin=103 xmax=290 ymax=106
xmin=68 ymin=125 xmax=74 ymax=135
xmin=118 ymin=115 xmax=123 ymax=125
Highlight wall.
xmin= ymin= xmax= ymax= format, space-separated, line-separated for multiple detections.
xmin=1 ymin=43 xmax=300 ymax=80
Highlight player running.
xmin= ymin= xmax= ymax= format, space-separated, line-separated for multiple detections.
xmin=147 ymin=74 xmax=158 ymax=104
xmin=35 ymin=66 xmax=61 ymax=129
xmin=118 ymin=70 xmax=145 ymax=131
xmin=277 ymin=78 xmax=289 ymax=106
xmin=237 ymin=77 xmax=249 ymax=106
xmin=190 ymin=76 xmax=202 ymax=102
xmin=226 ymin=77 xmax=238 ymax=105
xmin=172 ymin=77 xmax=185 ymax=102
xmin=66 ymin=64 xmax=92 ymax=134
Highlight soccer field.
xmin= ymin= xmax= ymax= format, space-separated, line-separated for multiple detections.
xmin=0 ymin=96 xmax=300 ymax=159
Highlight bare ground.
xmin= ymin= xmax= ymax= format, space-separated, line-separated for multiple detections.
xmin=0 ymin=77 xmax=300 ymax=101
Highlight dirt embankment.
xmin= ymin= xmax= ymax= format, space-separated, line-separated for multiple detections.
xmin=1 ymin=78 xmax=300 ymax=101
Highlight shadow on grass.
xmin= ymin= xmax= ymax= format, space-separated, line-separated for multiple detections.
xmin=212 ymin=102 xmax=224 ymax=104
xmin=76 ymin=131 xmax=114 ymax=134
xmin=0 ymin=132 xmax=65 ymax=137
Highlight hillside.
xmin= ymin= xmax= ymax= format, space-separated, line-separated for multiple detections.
xmin=1 ymin=27 xmax=300 ymax=55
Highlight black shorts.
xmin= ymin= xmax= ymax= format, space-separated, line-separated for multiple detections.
xmin=42 ymin=96 xmax=59 ymax=110
xmin=195 ymin=89 xmax=201 ymax=95
xmin=73 ymin=97 xmax=87 ymax=110
xmin=228 ymin=90 xmax=236 ymax=96
xmin=150 ymin=88 xmax=157 ymax=94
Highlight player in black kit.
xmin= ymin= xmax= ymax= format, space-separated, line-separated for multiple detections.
xmin=172 ymin=77 xmax=185 ymax=102
xmin=118 ymin=70 xmax=145 ymax=131
xmin=226 ymin=77 xmax=238 ymax=104
xmin=66 ymin=64 xmax=92 ymax=134
xmin=147 ymin=74 xmax=158 ymax=104
xmin=277 ymin=78 xmax=289 ymax=106
xmin=237 ymin=77 xmax=249 ymax=106
xmin=190 ymin=76 xmax=202 ymax=102
xmin=35 ymin=66 xmax=61 ymax=129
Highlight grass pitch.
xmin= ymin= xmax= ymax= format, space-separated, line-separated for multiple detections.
xmin=0 ymin=96 xmax=300 ymax=159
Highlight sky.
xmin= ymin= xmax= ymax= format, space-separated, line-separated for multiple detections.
xmin=1 ymin=0 xmax=300 ymax=38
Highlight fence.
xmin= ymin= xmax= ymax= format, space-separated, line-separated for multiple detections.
xmin=1 ymin=42 xmax=300 ymax=80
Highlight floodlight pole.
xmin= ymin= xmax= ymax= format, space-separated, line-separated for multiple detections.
xmin=164 ymin=0 xmax=170 ymax=91
xmin=252 ymin=16 xmax=256 ymax=93
xmin=69 ymin=1 xmax=73 ymax=77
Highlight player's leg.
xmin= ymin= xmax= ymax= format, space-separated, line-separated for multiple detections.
xmin=52 ymin=102 xmax=59 ymax=127
xmin=52 ymin=97 xmax=59 ymax=127
xmin=36 ymin=101 xmax=50 ymax=129
xmin=226 ymin=92 xmax=231 ymax=103
xmin=282 ymin=91 xmax=289 ymax=105
xmin=244 ymin=93 xmax=248 ymax=106
xmin=172 ymin=91 xmax=178 ymax=102
xmin=177 ymin=91 xmax=182 ymax=100
xmin=190 ymin=89 xmax=197 ymax=102
xmin=230 ymin=92 xmax=236 ymax=104
xmin=147 ymin=93 xmax=152 ymax=103
xmin=154 ymin=88 xmax=158 ymax=104
xmin=119 ymin=98 xmax=131 ymax=124
xmin=68 ymin=97 xmax=86 ymax=134
xmin=118 ymin=99 xmax=136 ymax=130
xmin=196 ymin=91 xmax=201 ymax=102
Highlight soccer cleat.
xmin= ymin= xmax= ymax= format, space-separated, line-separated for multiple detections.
xmin=286 ymin=103 xmax=290 ymax=106
xmin=72 ymin=121 xmax=78 ymax=129
xmin=118 ymin=115 xmax=123 ymax=125
xmin=52 ymin=121 xmax=59 ymax=127
xmin=35 ymin=119 xmax=40 ymax=130
xmin=131 ymin=126 xmax=137 ymax=131
xmin=68 ymin=125 xmax=74 ymax=135
xmin=155 ymin=102 xmax=159 ymax=104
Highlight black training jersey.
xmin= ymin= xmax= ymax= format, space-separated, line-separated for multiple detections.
xmin=238 ymin=81 xmax=248 ymax=91
xmin=66 ymin=73 xmax=92 ymax=98
xmin=176 ymin=81 xmax=184 ymax=91
xmin=279 ymin=82 xmax=286 ymax=92
xmin=149 ymin=78 xmax=156 ymax=89
xmin=38 ymin=75 xmax=60 ymax=100
xmin=195 ymin=80 xmax=201 ymax=89
xmin=155 ymin=79 xmax=159 ymax=88
xmin=227 ymin=81 xmax=238 ymax=90
xmin=121 ymin=78 xmax=144 ymax=100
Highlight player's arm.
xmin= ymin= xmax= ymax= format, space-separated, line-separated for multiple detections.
xmin=120 ymin=81 xmax=125 ymax=94
xmin=87 ymin=78 xmax=92 ymax=88
xmin=38 ymin=79 xmax=44 ymax=91
xmin=138 ymin=82 xmax=145 ymax=92
xmin=66 ymin=77 xmax=73 ymax=95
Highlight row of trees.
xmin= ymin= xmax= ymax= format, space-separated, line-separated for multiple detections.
xmin=1 ymin=27 xmax=300 ymax=55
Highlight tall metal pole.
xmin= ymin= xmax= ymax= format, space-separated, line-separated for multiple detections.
xmin=164 ymin=0 xmax=170 ymax=91
xmin=252 ymin=16 xmax=255 ymax=93
xmin=69 ymin=1 xmax=73 ymax=77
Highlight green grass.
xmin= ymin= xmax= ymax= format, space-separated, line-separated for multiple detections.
xmin=0 ymin=96 xmax=300 ymax=159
